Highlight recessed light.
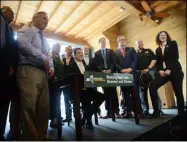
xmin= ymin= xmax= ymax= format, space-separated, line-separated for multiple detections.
xmin=155 ymin=19 xmax=159 ymax=23
xmin=120 ymin=7 xmax=125 ymax=12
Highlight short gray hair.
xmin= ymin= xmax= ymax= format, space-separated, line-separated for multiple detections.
xmin=32 ymin=11 xmax=47 ymax=22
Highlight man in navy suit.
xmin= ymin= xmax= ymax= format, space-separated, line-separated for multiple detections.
xmin=115 ymin=35 xmax=142 ymax=118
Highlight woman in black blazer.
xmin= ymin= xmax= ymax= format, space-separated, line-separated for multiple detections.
xmin=149 ymin=31 xmax=184 ymax=117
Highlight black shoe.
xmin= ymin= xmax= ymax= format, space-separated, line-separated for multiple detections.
xmin=86 ymin=120 xmax=94 ymax=130
xmin=50 ymin=118 xmax=64 ymax=128
xmin=7 ymin=130 xmax=20 ymax=141
xmin=122 ymin=112 xmax=133 ymax=119
xmin=143 ymin=111 xmax=150 ymax=117
xmin=0 ymin=135 xmax=6 ymax=141
xmin=102 ymin=114 xmax=112 ymax=119
xmin=150 ymin=110 xmax=160 ymax=118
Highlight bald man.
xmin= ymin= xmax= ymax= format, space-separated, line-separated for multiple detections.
xmin=0 ymin=6 xmax=19 ymax=141
xmin=17 ymin=11 xmax=54 ymax=140
xmin=136 ymin=40 xmax=163 ymax=117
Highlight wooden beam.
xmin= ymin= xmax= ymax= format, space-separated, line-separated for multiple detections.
xmin=85 ymin=11 xmax=130 ymax=40
xmin=154 ymin=1 xmax=183 ymax=12
xmin=75 ymin=3 xmax=116 ymax=38
xmin=48 ymin=1 xmax=63 ymax=21
xmin=36 ymin=1 xmax=44 ymax=12
xmin=111 ymin=1 xmax=158 ymax=26
xmin=55 ymin=1 xmax=84 ymax=33
xmin=14 ymin=0 xmax=22 ymax=24
xmin=65 ymin=1 xmax=104 ymax=36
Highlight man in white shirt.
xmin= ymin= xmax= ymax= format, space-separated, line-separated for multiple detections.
xmin=83 ymin=46 xmax=90 ymax=66
xmin=17 ymin=11 xmax=54 ymax=140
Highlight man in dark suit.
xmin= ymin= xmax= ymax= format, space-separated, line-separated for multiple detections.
xmin=67 ymin=48 xmax=104 ymax=129
xmin=94 ymin=37 xmax=120 ymax=118
xmin=0 ymin=6 xmax=19 ymax=140
xmin=61 ymin=46 xmax=75 ymax=122
xmin=115 ymin=35 xmax=142 ymax=118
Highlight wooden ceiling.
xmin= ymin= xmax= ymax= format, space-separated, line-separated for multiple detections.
xmin=1 ymin=1 xmax=186 ymax=45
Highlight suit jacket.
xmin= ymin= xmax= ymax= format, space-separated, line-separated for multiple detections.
xmin=62 ymin=56 xmax=74 ymax=66
xmin=155 ymin=40 xmax=182 ymax=72
xmin=115 ymin=47 xmax=138 ymax=73
xmin=94 ymin=48 xmax=116 ymax=72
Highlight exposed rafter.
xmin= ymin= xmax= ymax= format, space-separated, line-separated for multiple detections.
xmin=65 ymin=1 xmax=104 ymax=36
xmin=85 ymin=11 xmax=130 ymax=40
xmin=75 ymin=4 xmax=116 ymax=38
xmin=55 ymin=1 xmax=84 ymax=33
xmin=36 ymin=1 xmax=43 ymax=12
xmin=48 ymin=1 xmax=63 ymax=21
xmin=14 ymin=0 xmax=22 ymax=24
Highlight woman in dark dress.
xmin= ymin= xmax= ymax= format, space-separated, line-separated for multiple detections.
xmin=149 ymin=31 xmax=184 ymax=117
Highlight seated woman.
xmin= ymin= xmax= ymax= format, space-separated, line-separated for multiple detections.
xmin=49 ymin=43 xmax=65 ymax=128
xmin=67 ymin=48 xmax=104 ymax=129
xmin=149 ymin=31 xmax=184 ymax=117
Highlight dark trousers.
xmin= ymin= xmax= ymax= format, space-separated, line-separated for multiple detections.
xmin=121 ymin=75 xmax=142 ymax=113
xmin=63 ymin=87 xmax=72 ymax=119
xmin=0 ymin=101 xmax=10 ymax=139
xmin=81 ymin=89 xmax=105 ymax=120
xmin=103 ymin=87 xmax=119 ymax=115
xmin=150 ymin=70 xmax=184 ymax=114
xmin=9 ymin=100 xmax=21 ymax=136
xmin=49 ymin=89 xmax=62 ymax=121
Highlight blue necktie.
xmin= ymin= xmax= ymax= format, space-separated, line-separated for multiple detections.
xmin=38 ymin=31 xmax=46 ymax=53
xmin=102 ymin=49 xmax=107 ymax=69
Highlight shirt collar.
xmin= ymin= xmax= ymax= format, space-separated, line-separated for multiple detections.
xmin=101 ymin=47 xmax=106 ymax=50
xmin=84 ymin=55 xmax=89 ymax=57
xmin=32 ymin=26 xmax=40 ymax=33
xmin=75 ymin=59 xmax=82 ymax=65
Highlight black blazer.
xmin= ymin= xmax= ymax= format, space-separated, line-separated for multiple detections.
xmin=155 ymin=40 xmax=182 ymax=72
xmin=94 ymin=48 xmax=116 ymax=72
xmin=115 ymin=47 xmax=137 ymax=73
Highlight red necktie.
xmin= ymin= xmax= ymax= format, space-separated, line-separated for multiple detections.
xmin=121 ymin=48 xmax=125 ymax=57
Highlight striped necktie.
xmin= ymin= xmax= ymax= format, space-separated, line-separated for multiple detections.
xmin=38 ymin=31 xmax=46 ymax=53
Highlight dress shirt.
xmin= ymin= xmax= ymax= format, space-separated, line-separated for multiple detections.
xmin=84 ymin=55 xmax=89 ymax=65
xmin=75 ymin=60 xmax=85 ymax=74
xmin=17 ymin=26 xmax=53 ymax=70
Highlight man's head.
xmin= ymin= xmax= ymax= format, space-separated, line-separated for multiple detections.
xmin=73 ymin=48 xmax=84 ymax=62
xmin=135 ymin=40 xmax=144 ymax=50
xmin=117 ymin=35 xmax=126 ymax=48
xmin=83 ymin=46 xmax=90 ymax=56
xmin=1 ymin=6 xmax=14 ymax=24
xmin=52 ymin=43 xmax=61 ymax=57
xmin=65 ymin=46 xmax=72 ymax=57
xmin=98 ymin=37 xmax=106 ymax=48
xmin=32 ymin=11 xmax=48 ymax=31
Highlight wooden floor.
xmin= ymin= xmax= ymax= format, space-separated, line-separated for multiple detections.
xmin=4 ymin=109 xmax=177 ymax=141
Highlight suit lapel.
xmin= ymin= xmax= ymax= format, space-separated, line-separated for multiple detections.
xmin=117 ymin=49 xmax=124 ymax=59
xmin=164 ymin=43 xmax=170 ymax=55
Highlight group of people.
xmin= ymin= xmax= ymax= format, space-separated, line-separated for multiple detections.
xmin=0 ymin=6 xmax=185 ymax=141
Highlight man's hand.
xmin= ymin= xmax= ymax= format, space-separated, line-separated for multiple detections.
xmin=126 ymin=68 xmax=132 ymax=74
xmin=9 ymin=67 xmax=14 ymax=76
xmin=159 ymin=70 xmax=167 ymax=77
xmin=48 ymin=67 xmax=54 ymax=78
xmin=102 ymin=70 xmax=107 ymax=73
xmin=106 ymin=69 xmax=111 ymax=73
xmin=120 ymin=69 xmax=126 ymax=73
xmin=143 ymin=68 xmax=149 ymax=73
xmin=165 ymin=70 xmax=171 ymax=75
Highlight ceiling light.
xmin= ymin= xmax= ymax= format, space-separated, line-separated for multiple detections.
xmin=120 ymin=7 xmax=125 ymax=12
xmin=155 ymin=19 xmax=159 ymax=23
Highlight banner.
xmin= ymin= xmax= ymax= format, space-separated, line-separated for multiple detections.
xmin=84 ymin=71 xmax=134 ymax=88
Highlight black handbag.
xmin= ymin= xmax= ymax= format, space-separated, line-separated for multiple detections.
xmin=139 ymin=72 xmax=153 ymax=88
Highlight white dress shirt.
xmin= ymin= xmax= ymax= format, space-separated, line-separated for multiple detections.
xmin=75 ymin=60 xmax=85 ymax=74
xmin=84 ymin=55 xmax=89 ymax=65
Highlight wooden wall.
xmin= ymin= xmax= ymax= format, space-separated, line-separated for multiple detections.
xmin=118 ymin=8 xmax=186 ymax=101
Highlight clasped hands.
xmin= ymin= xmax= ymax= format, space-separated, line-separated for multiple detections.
xmin=102 ymin=69 xmax=112 ymax=73
xmin=159 ymin=70 xmax=171 ymax=77
xmin=120 ymin=68 xmax=132 ymax=74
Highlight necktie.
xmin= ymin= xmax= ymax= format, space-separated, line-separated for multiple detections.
xmin=102 ymin=50 xmax=107 ymax=69
xmin=38 ymin=31 xmax=46 ymax=54
xmin=121 ymin=48 xmax=125 ymax=57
